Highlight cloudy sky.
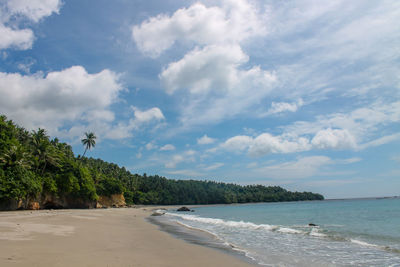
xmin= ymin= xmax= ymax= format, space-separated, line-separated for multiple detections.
xmin=1 ymin=0 xmax=399 ymax=198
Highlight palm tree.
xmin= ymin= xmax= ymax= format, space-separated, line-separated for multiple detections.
xmin=31 ymin=128 xmax=49 ymax=172
xmin=0 ymin=144 xmax=31 ymax=169
xmin=31 ymin=128 xmax=58 ymax=174
xmin=81 ymin=132 xmax=96 ymax=158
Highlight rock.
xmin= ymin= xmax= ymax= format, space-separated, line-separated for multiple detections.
xmin=28 ymin=201 xmax=40 ymax=210
xmin=97 ymin=193 xmax=126 ymax=208
xmin=308 ymin=223 xmax=318 ymax=227
xmin=177 ymin=206 xmax=191 ymax=212
xmin=151 ymin=210 xmax=165 ymax=216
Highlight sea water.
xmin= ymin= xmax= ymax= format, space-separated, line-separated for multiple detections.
xmin=160 ymin=198 xmax=400 ymax=266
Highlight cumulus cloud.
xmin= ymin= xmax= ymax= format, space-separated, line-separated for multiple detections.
xmin=221 ymin=135 xmax=253 ymax=152
xmin=286 ymin=101 xmax=400 ymax=148
xmin=0 ymin=66 xmax=122 ymax=131
xmin=311 ymin=128 xmax=357 ymax=150
xmin=0 ymin=0 xmax=61 ymax=50
xmin=162 ymin=45 xmax=276 ymax=126
xmin=264 ymin=99 xmax=304 ymax=115
xmin=6 ymin=0 xmax=61 ymax=23
xmin=160 ymin=144 xmax=176 ymax=151
xmin=249 ymin=133 xmax=311 ymax=156
xmin=132 ymin=0 xmax=266 ymax=57
xmin=160 ymin=45 xmax=248 ymax=94
xmin=134 ymin=0 xmax=275 ymax=127
xmin=197 ymin=134 xmax=215 ymax=145
xmin=0 ymin=66 xmax=165 ymax=140
xmin=221 ymin=133 xmax=310 ymax=156
xmin=132 ymin=106 xmax=165 ymax=123
xmin=0 ymin=25 xmax=33 ymax=50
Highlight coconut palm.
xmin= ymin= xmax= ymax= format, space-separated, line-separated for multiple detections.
xmin=81 ymin=132 xmax=96 ymax=158
xmin=0 ymin=144 xmax=31 ymax=169
xmin=31 ymin=128 xmax=58 ymax=174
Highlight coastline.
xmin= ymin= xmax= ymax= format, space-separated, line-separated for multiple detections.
xmin=0 ymin=207 xmax=255 ymax=267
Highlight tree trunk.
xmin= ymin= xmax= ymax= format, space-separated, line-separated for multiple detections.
xmin=82 ymin=147 xmax=88 ymax=158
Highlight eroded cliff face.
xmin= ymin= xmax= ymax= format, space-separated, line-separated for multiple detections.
xmin=0 ymin=193 xmax=126 ymax=211
xmin=96 ymin=194 xmax=126 ymax=208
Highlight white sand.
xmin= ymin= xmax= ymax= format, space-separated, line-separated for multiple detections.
xmin=0 ymin=208 xmax=254 ymax=266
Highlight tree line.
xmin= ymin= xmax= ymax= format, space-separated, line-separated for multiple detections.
xmin=0 ymin=115 xmax=323 ymax=208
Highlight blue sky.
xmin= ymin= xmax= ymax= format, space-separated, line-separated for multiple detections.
xmin=0 ymin=0 xmax=399 ymax=199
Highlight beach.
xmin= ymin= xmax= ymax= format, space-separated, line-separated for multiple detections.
xmin=0 ymin=207 xmax=253 ymax=267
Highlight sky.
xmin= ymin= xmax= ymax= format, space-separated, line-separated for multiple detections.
xmin=0 ymin=0 xmax=399 ymax=199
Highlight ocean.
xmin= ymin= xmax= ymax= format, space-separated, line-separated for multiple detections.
xmin=152 ymin=198 xmax=400 ymax=267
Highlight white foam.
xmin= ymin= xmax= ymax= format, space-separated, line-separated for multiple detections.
xmin=350 ymin=239 xmax=380 ymax=248
xmin=309 ymin=228 xmax=327 ymax=237
xmin=277 ymin=227 xmax=304 ymax=234
xmin=166 ymin=212 xmax=277 ymax=231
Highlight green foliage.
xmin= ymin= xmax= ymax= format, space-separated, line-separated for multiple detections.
xmin=0 ymin=115 xmax=324 ymax=209
xmin=0 ymin=165 xmax=41 ymax=201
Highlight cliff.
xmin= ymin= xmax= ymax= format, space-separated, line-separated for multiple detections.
xmin=0 ymin=193 xmax=126 ymax=211
xmin=96 ymin=194 xmax=126 ymax=208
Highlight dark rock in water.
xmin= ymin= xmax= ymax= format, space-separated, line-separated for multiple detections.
xmin=309 ymin=223 xmax=318 ymax=227
xmin=191 ymin=210 xmax=195 ymax=212
xmin=177 ymin=206 xmax=191 ymax=211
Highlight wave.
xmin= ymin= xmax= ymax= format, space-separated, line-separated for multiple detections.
xmin=166 ymin=212 xmax=400 ymax=255
xmin=166 ymin=212 xmax=278 ymax=231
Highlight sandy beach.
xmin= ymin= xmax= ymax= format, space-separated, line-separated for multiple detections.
xmin=0 ymin=207 xmax=254 ymax=267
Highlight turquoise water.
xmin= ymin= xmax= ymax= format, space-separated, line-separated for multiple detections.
xmin=164 ymin=198 xmax=400 ymax=266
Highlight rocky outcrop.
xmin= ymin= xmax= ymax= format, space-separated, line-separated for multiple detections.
xmin=96 ymin=193 xmax=126 ymax=208
xmin=0 ymin=193 xmax=126 ymax=211
xmin=41 ymin=194 xmax=97 ymax=209
xmin=177 ymin=206 xmax=191 ymax=212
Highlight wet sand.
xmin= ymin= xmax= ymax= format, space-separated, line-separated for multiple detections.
xmin=0 ymin=207 xmax=254 ymax=266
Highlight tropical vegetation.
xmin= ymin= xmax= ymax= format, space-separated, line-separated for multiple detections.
xmin=0 ymin=115 xmax=323 ymax=209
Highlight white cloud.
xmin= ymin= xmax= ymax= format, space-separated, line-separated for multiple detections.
xmin=286 ymin=101 xmax=400 ymax=148
xmin=0 ymin=25 xmax=33 ymax=50
xmin=221 ymin=133 xmax=310 ymax=156
xmin=358 ymin=133 xmax=400 ymax=150
xmin=0 ymin=66 xmax=122 ymax=132
xmin=160 ymin=144 xmax=175 ymax=151
xmin=134 ymin=0 xmax=275 ymax=128
xmin=221 ymin=135 xmax=253 ymax=152
xmin=311 ymin=128 xmax=357 ymax=150
xmin=203 ymin=162 xmax=224 ymax=171
xmin=218 ymin=100 xmax=400 ymax=156
xmin=132 ymin=0 xmax=266 ymax=57
xmin=132 ymin=106 xmax=165 ymax=123
xmin=0 ymin=0 xmax=61 ymax=50
xmin=6 ymin=0 xmax=61 ymax=23
xmin=162 ymin=45 xmax=276 ymax=126
xmin=0 ymin=66 xmax=165 ymax=140
xmin=165 ymin=155 xmax=184 ymax=169
xmin=249 ymin=133 xmax=311 ymax=156
xmin=160 ymin=45 xmax=249 ymax=94
xmin=255 ymin=156 xmax=332 ymax=179
xmin=197 ymin=134 xmax=215 ymax=145
xmin=165 ymin=150 xmax=196 ymax=168
xmin=264 ymin=99 xmax=304 ymax=115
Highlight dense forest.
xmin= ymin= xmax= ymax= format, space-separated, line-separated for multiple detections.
xmin=0 ymin=115 xmax=323 ymax=209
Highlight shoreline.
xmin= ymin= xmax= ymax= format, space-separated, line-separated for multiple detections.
xmin=147 ymin=212 xmax=258 ymax=266
xmin=0 ymin=207 xmax=255 ymax=266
